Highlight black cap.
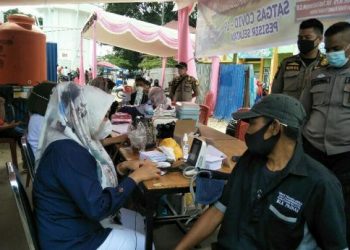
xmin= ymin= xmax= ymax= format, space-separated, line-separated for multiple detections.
xmin=28 ymin=81 xmax=56 ymax=116
xmin=175 ymin=62 xmax=187 ymax=69
xmin=232 ymin=94 xmax=306 ymax=128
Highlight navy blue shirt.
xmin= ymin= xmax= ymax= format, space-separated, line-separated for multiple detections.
xmin=33 ymin=139 xmax=136 ymax=250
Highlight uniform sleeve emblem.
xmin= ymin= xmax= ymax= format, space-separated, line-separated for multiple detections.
xmin=320 ymin=58 xmax=328 ymax=66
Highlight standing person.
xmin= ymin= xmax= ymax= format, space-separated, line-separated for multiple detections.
xmin=301 ymin=22 xmax=350 ymax=245
xmin=153 ymin=79 xmax=160 ymax=88
xmin=85 ymin=70 xmax=89 ymax=84
xmin=33 ymin=82 xmax=160 ymax=250
xmin=88 ymin=68 xmax=93 ymax=82
xmin=271 ymin=19 xmax=327 ymax=99
xmin=169 ymin=62 xmax=199 ymax=102
xmin=175 ymin=94 xmax=347 ymax=250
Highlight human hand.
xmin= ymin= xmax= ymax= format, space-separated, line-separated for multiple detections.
xmin=116 ymin=160 xmax=142 ymax=175
xmin=128 ymin=160 xmax=161 ymax=184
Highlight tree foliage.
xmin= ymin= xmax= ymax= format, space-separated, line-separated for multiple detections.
xmin=106 ymin=3 xmax=197 ymax=70
xmin=3 ymin=8 xmax=33 ymax=22
xmin=138 ymin=56 xmax=177 ymax=70
xmin=102 ymin=54 xmax=132 ymax=69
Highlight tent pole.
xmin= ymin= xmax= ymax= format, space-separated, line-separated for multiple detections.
xmin=208 ymin=56 xmax=220 ymax=115
xmin=160 ymin=57 xmax=167 ymax=88
xmin=92 ymin=20 xmax=97 ymax=79
xmin=177 ymin=4 xmax=197 ymax=79
xmin=79 ymin=35 xmax=85 ymax=85
xmin=269 ymin=47 xmax=278 ymax=93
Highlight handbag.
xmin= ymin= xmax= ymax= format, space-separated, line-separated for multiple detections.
xmin=156 ymin=121 xmax=176 ymax=139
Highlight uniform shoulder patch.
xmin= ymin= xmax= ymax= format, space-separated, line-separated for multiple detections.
xmin=314 ymin=53 xmax=328 ymax=69
xmin=188 ymin=76 xmax=198 ymax=84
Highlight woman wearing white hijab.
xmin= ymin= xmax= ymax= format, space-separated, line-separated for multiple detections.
xmin=33 ymin=82 xmax=160 ymax=250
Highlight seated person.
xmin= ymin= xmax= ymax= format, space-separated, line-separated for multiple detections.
xmin=27 ymin=81 xmax=56 ymax=156
xmin=0 ymin=85 xmax=24 ymax=145
xmin=33 ymin=83 xmax=160 ymax=250
xmin=176 ymin=94 xmax=347 ymax=250
xmin=148 ymin=87 xmax=171 ymax=109
xmin=129 ymin=76 xmax=148 ymax=105
xmin=90 ymin=76 xmax=115 ymax=94
xmin=144 ymin=80 xmax=151 ymax=94
xmin=119 ymin=86 xmax=171 ymax=121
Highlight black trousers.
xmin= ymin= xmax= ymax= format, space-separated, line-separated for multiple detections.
xmin=303 ymin=137 xmax=350 ymax=245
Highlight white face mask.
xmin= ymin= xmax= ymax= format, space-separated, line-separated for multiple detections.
xmin=136 ymin=86 xmax=144 ymax=93
xmin=94 ymin=119 xmax=112 ymax=140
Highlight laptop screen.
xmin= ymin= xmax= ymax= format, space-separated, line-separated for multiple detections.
xmin=187 ymin=138 xmax=202 ymax=166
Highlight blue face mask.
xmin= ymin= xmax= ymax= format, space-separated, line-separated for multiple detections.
xmin=326 ymin=49 xmax=349 ymax=68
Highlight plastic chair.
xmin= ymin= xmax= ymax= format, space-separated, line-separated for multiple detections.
xmin=20 ymin=135 xmax=35 ymax=187
xmin=234 ymin=108 xmax=250 ymax=142
xmin=199 ymin=104 xmax=210 ymax=125
xmin=7 ymin=161 xmax=39 ymax=250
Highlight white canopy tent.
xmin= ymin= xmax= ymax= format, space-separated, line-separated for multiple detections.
xmin=0 ymin=0 xmax=196 ymax=10
xmin=81 ymin=10 xmax=195 ymax=57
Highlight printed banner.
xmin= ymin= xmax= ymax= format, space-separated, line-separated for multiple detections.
xmin=296 ymin=0 xmax=350 ymax=20
xmin=238 ymin=48 xmax=273 ymax=58
xmin=195 ymin=0 xmax=349 ymax=57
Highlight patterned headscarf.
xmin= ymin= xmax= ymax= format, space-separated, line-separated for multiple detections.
xmin=35 ymin=82 xmax=117 ymax=188
xmin=148 ymin=87 xmax=167 ymax=107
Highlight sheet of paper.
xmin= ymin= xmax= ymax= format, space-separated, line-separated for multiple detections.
xmin=206 ymin=145 xmax=227 ymax=160
xmin=112 ymin=123 xmax=129 ymax=135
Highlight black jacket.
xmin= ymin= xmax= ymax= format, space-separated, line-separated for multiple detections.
xmin=216 ymin=142 xmax=347 ymax=250
xmin=129 ymin=92 xmax=148 ymax=105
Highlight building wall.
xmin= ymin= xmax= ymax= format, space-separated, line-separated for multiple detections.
xmin=33 ymin=4 xmax=112 ymax=71
xmin=35 ymin=5 xmax=93 ymax=70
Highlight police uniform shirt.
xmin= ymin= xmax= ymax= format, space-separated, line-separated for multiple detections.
xmin=214 ymin=143 xmax=347 ymax=250
xmin=169 ymin=74 xmax=199 ymax=102
xmin=271 ymin=53 xmax=327 ymax=99
xmin=301 ymin=61 xmax=350 ymax=155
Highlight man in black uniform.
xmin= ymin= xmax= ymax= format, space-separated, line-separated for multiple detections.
xmin=176 ymin=94 xmax=347 ymax=250
xmin=272 ymin=19 xmax=328 ymax=99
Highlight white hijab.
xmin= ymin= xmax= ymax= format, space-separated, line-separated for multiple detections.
xmin=35 ymin=82 xmax=117 ymax=188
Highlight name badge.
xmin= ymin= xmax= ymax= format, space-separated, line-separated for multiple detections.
xmin=311 ymin=77 xmax=331 ymax=86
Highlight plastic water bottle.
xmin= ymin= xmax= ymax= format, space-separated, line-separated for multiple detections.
xmin=182 ymin=133 xmax=189 ymax=160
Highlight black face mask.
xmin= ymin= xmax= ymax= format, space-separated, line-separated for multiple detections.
xmin=297 ymin=39 xmax=317 ymax=55
xmin=245 ymin=120 xmax=280 ymax=156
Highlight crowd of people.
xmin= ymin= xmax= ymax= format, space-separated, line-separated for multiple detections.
xmin=11 ymin=18 xmax=349 ymax=250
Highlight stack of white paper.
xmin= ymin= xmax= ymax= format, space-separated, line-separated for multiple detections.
xmin=139 ymin=150 xmax=167 ymax=162
xmin=205 ymin=145 xmax=227 ymax=170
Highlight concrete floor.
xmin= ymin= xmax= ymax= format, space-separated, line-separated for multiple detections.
xmin=0 ymin=143 xmax=216 ymax=250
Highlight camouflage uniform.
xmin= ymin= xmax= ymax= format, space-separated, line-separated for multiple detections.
xmin=271 ymin=53 xmax=328 ymax=99
xmin=169 ymin=74 xmax=199 ymax=102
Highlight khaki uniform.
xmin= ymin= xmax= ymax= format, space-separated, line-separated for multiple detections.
xmin=301 ymin=61 xmax=350 ymax=155
xmin=272 ymin=53 xmax=328 ymax=99
xmin=169 ymin=74 xmax=199 ymax=102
